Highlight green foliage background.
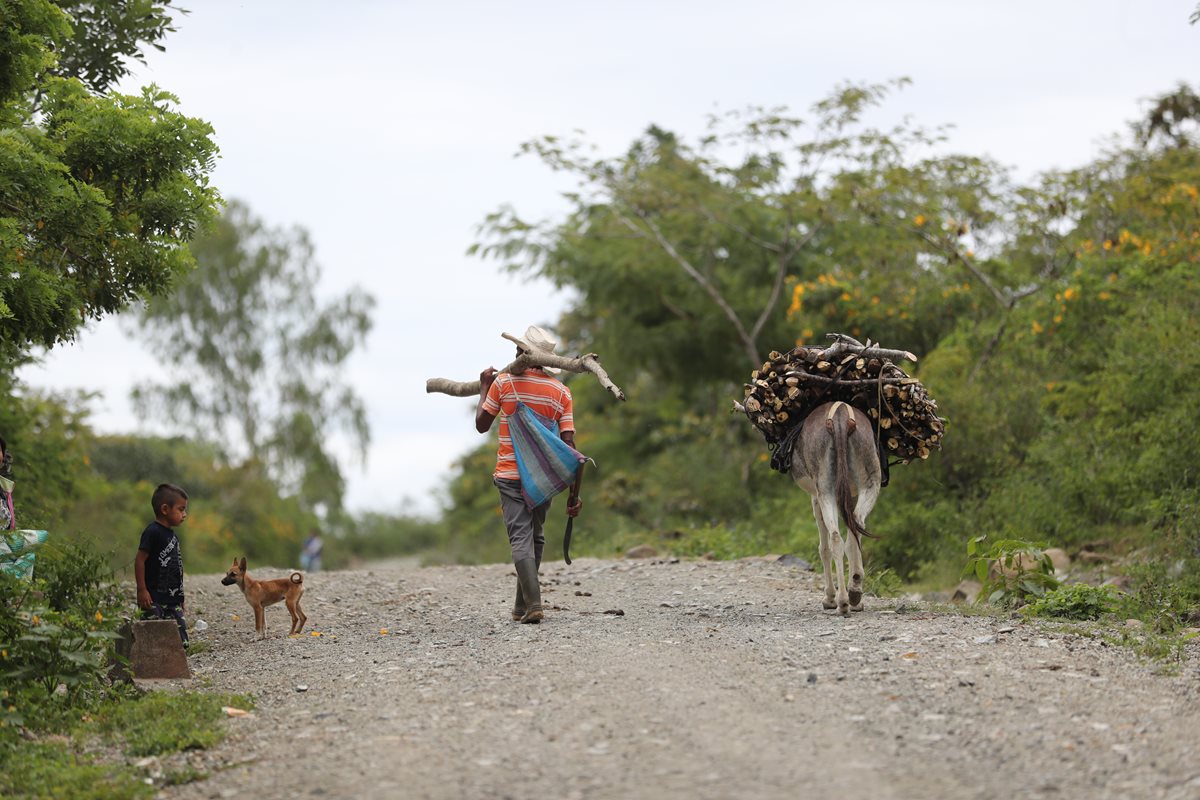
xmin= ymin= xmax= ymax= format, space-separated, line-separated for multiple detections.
xmin=434 ymin=82 xmax=1200 ymax=603
xmin=1 ymin=0 xmax=1198 ymax=617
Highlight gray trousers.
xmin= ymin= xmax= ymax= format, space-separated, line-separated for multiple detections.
xmin=495 ymin=478 xmax=549 ymax=563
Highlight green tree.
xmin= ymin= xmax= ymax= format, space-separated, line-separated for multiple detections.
xmin=472 ymin=80 xmax=1022 ymax=383
xmin=444 ymin=81 xmax=1015 ymax=562
xmin=50 ymin=1 xmax=186 ymax=94
xmin=438 ymin=80 xmax=1200 ymax=591
xmin=0 ymin=388 xmax=92 ymax=530
xmin=0 ymin=0 xmax=219 ymax=363
xmin=131 ymin=200 xmax=375 ymax=515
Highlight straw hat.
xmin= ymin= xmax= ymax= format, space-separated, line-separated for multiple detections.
xmin=506 ymin=325 xmax=561 ymax=373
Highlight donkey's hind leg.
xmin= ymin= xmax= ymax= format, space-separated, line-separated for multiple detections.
xmin=847 ymin=477 xmax=880 ymax=612
xmin=812 ymin=496 xmax=837 ymax=610
xmin=814 ymin=495 xmax=849 ymax=615
xmin=846 ymin=532 xmax=865 ymax=612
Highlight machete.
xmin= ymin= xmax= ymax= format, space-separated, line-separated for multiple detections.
xmin=563 ymin=461 xmax=586 ymax=565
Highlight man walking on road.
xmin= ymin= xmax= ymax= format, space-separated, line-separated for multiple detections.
xmin=476 ymin=325 xmax=583 ymax=624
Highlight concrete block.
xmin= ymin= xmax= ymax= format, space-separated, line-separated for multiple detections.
xmin=111 ymin=619 xmax=190 ymax=680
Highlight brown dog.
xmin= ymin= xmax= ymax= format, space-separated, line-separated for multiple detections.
xmin=221 ymin=556 xmax=307 ymax=638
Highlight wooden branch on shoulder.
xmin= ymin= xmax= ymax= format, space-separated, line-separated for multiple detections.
xmin=426 ymin=333 xmax=626 ymax=401
xmin=820 ymin=333 xmax=917 ymax=364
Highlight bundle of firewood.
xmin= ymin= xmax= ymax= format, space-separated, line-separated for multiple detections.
xmin=735 ymin=334 xmax=945 ymax=464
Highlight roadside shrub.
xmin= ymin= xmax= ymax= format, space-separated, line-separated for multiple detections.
xmin=865 ymin=565 xmax=903 ymax=598
xmin=964 ymin=535 xmax=1059 ymax=607
xmin=1117 ymin=558 xmax=1200 ymax=633
xmin=0 ymin=540 xmax=123 ymax=724
xmin=1024 ymin=583 xmax=1115 ymax=620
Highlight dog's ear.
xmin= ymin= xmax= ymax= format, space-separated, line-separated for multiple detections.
xmin=239 ymin=556 xmax=247 ymax=572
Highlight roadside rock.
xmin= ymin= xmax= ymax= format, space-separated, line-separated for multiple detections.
xmin=951 ymin=580 xmax=982 ymax=604
xmin=1102 ymin=575 xmax=1131 ymax=592
xmin=1043 ymin=547 xmax=1071 ymax=573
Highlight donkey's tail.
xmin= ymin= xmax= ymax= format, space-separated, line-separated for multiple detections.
xmin=829 ymin=402 xmax=875 ymax=544
xmin=290 ymin=572 xmax=303 ymax=584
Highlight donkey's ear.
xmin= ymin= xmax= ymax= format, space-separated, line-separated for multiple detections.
xmin=239 ymin=556 xmax=247 ymax=571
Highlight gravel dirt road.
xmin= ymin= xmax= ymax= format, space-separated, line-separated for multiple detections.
xmin=159 ymin=557 xmax=1200 ymax=800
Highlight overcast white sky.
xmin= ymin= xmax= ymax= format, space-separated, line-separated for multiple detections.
xmin=17 ymin=0 xmax=1199 ymax=515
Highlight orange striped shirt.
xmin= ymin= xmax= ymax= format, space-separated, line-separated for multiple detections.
xmin=482 ymin=369 xmax=575 ymax=480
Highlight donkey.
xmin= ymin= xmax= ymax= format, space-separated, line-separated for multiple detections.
xmin=789 ymin=401 xmax=882 ymax=615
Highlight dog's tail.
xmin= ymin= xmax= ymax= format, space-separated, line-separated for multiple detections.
xmin=290 ymin=572 xmax=303 ymax=584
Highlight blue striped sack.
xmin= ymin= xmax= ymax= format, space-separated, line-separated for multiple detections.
xmin=508 ymin=402 xmax=589 ymax=509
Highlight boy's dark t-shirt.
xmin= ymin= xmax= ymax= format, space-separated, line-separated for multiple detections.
xmin=139 ymin=521 xmax=184 ymax=606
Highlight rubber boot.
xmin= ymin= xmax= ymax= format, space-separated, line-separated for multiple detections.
xmin=514 ymin=558 xmax=543 ymax=623
xmin=511 ymin=580 xmax=525 ymax=621
xmin=511 ymin=556 xmax=541 ymax=621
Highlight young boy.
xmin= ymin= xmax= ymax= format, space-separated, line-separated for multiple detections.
xmin=134 ymin=483 xmax=189 ymax=645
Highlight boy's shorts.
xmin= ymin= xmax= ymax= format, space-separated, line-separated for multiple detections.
xmin=142 ymin=603 xmax=188 ymax=645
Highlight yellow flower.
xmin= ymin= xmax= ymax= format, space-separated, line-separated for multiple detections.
xmin=1102 ymin=240 xmax=1113 ymax=250
xmin=801 ymin=328 xmax=814 ymax=339
xmin=94 ymin=611 xmax=103 ymax=623
xmin=1098 ymin=291 xmax=1111 ymax=301
xmin=1 ymin=649 xmax=7 ymax=659
xmin=1032 ymin=320 xmax=1044 ymax=334
xmin=1053 ymin=314 xmax=1063 ymax=324
xmin=1108 ymin=272 xmax=1118 ymax=283
xmin=30 ymin=615 xmax=39 ymax=626
xmin=1046 ymin=382 xmax=1056 ymax=391
xmin=914 ymin=214 xmax=927 ymax=227
xmin=840 ymin=292 xmax=852 ymax=302
xmin=966 ymin=250 xmax=974 ymax=258
xmin=871 ymin=296 xmax=880 ymax=305
xmin=1063 ymin=288 xmax=1076 ymax=301
xmin=1118 ymin=230 xmax=1131 ymax=245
